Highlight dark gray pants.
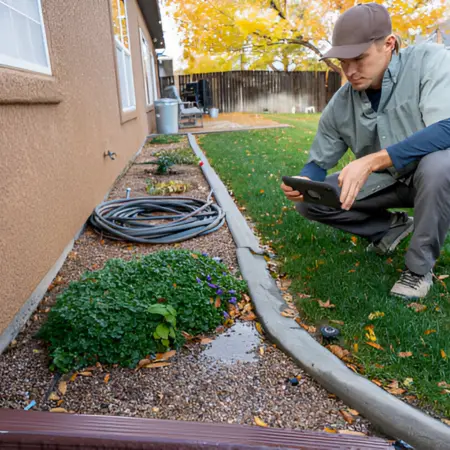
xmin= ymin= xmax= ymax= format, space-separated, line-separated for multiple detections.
xmin=296 ymin=151 xmax=450 ymax=275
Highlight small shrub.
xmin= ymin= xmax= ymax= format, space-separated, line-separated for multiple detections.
xmin=154 ymin=149 xmax=199 ymax=174
xmin=147 ymin=180 xmax=190 ymax=195
xmin=37 ymin=250 xmax=247 ymax=373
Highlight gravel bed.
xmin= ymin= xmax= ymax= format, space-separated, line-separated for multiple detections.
xmin=0 ymin=138 xmax=382 ymax=438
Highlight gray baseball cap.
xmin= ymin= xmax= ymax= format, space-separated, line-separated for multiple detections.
xmin=321 ymin=3 xmax=392 ymax=60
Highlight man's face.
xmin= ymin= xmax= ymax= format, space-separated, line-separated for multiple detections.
xmin=338 ymin=38 xmax=394 ymax=91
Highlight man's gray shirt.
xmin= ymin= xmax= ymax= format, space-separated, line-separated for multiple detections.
xmin=307 ymin=43 xmax=450 ymax=199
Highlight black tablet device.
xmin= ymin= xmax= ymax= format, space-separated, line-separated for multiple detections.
xmin=282 ymin=176 xmax=341 ymax=209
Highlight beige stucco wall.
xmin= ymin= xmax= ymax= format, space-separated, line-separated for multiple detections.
xmin=0 ymin=0 xmax=160 ymax=336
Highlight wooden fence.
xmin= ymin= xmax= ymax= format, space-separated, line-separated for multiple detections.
xmin=160 ymin=71 xmax=341 ymax=114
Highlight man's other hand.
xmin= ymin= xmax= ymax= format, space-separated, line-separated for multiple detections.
xmin=280 ymin=176 xmax=311 ymax=202
xmin=338 ymin=157 xmax=373 ymax=210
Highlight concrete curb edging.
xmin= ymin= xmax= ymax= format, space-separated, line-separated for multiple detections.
xmin=188 ymin=133 xmax=450 ymax=450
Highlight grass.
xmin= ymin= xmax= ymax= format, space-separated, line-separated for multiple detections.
xmin=150 ymin=134 xmax=184 ymax=144
xmin=198 ymin=113 xmax=450 ymax=417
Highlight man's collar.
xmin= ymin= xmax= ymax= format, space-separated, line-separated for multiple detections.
xmin=386 ymin=51 xmax=400 ymax=83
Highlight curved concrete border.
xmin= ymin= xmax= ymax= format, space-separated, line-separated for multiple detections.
xmin=188 ymin=133 xmax=450 ymax=450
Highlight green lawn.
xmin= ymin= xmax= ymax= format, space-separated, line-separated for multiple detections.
xmin=198 ymin=113 xmax=450 ymax=418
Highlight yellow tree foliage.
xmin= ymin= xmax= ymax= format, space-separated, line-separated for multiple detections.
xmin=164 ymin=0 xmax=445 ymax=73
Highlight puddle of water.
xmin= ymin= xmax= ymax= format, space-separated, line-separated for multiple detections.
xmin=201 ymin=321 xmax=261 ymax=364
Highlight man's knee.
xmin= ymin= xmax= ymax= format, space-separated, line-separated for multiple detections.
xmin=295 ymin=201 xmax=326 ymax=221
xmin=415 ymin=150 xmax=450 ymax=188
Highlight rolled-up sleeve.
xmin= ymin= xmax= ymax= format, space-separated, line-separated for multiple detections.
xmin=419 ymin=44 xmax=450 ymax=126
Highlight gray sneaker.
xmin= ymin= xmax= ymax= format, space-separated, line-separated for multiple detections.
xmin=390 ymin=269 xmax=433 ymax=299
xmin=367 ymin=212 xmax=414 ymax=255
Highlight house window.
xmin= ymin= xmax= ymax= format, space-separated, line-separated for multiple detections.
xmin=111 ymin=0 xmax=136 ymax=111
xmin=140 ymin=29 xmax=158 ymax=107
xmin=0 ymin=0 xmax=51 ymax=74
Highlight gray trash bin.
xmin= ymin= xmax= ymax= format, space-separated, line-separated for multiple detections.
xmin=155 ymin=98 xmax=179 ymax=134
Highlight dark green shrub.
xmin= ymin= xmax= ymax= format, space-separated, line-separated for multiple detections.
xmin=37 ymin=250 xmax=247 ymax=372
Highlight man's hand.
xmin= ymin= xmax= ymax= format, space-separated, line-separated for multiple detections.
xmin=338 ymin=150 xmax=392 ymax=210
xmin=280 ymin=176 xmax=311 ymax=202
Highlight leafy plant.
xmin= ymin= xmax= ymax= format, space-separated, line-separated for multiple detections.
xmin=146 ymin=180 xmax=190 ymax=195
xmin=154 ymin=149 xmax=199 ymax=174
xmin=150 ymin=134 xmax=184 ymax=144
xmin=37 ymin=250 xmax=247 ymax=373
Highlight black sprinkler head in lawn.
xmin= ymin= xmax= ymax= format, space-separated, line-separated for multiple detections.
xmin=320 ymin=326 xmax=340 ymax=339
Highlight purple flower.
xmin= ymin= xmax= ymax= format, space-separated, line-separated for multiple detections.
xmin=223 ymin=311 xmax=230 ymax=318
xmin=228 ymin=290 xmax=236 ymax=294
xmin=222 ymin=272 xmax=227 ymax=276
xmin=206 ymin=275 xmax=212 ymax=281
xmin=216 ymin=289 xmax=223 ymax=295
xmin=196 ymin=277 xmax=202 ymax=283
xmin=207 ymin=282 xmax=218 ymax=289
xmin=229 ymin=297 xmax=237 ymax=304
xmin=202 ymin=252 xmax=208 ymax=257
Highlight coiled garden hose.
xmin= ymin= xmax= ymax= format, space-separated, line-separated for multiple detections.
xmin=89 ymin=192 xmax=225 ymax=244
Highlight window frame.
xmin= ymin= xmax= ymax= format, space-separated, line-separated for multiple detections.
xmin=112 ymin=0 xmax=136 ymax=113
xmin=139 ymin=28 xmax=158 ymax=108
xmin=0 ymin=0 xmax=52 ymax=75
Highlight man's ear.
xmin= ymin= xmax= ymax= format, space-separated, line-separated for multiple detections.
xmin=386 ymin=34 xmax=398 ymax=53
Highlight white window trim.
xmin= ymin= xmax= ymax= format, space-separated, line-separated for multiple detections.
xmin=0 ymin=0 xmax=52 ymax=75
xmin=139 ymin=28 xmax=158 ymax=107
xmin=113 ymin=0 xmax=136 ymax=112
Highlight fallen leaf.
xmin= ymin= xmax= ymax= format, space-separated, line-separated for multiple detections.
xmin=255 ymin=322 xmax=263 ymax=335
xmin=143 ymin=362 xmax=172 ymax=369
xmin=136 ymin=358 xmax=152 ymax=370
xmin=386 ymin=257 xmax=393 ymax=264
xmin=318 ymin=299 xmax=335 ymax=309
xmin=438 ymin=381 xmax=450 ymax=388
xmin=152 ymin=406 xmax=160 ymax=413
xmin=440 ymin=389 xmax=450 ymax=395
xmin=441 ymin=349 xmax=448 ymax=360
xmin=398 ymin=352 xmax=413 ymax=358
xmin=403 ymin=378 xmax=414 ymax=387
xmin=340 ymin=410 xmax=354 ymax=424
xmin=407 ymin=302 xmax=427 ymax=313
xmin=50 ymin=408 xmax=68 ymax=413
xmin=298 ymin=322 xmax=316 ymax=333
xmin=58 ymin=381 xmax=67 ymax=396
xmin=254 ymin=416 xmax=268 ymax=427
xmin=346 ymin=364 xmax=359 ymax=373
xmin=259 ymin=189 xmax=265 ymax=194
xmin=200 ymin=338 xmax=213 ymax=345
xmin=366 ymin=342 xmax=384 ymax=350
xmin=368 ymin=311 xmax=385 ymax=320
xmin=79 ymin=371 xmax=93 ymax=377
xmin=442 ymin=419 xmax=450 ymax=426
xmin=351 ymin=236 xmax=358 ymax=245
xmin=438 ymin=275 xmax=449 ymax=280
xmin=330 ymin=320 xmax=344 ymax=325
xmin=353 ymin=343 xmax=359 ymax=353
xmin=241 ymin=312 xmax=257 ymax=321
xmin=386 ymin=380 xmax=406 ymax=395
xmin=324 ymin=427 xmax=337 ymax=433
xmin=104 ymin=374 xmax=110 ymax=384
xmin=280 ymin=279 xmax=292 ymax=290
xmin=191 ymin=253 xmax=199 ymax=259
xmin=155 ymin=350 xmax=176 ymax=361
xmin=327 ymin=344 xmax=350 ymax=361
xmin=424 ymin=329 xmax=436 ymax=335
xmin=259 ymin=347 xmax=264 ymax=356
xmin=365 ymin=327 xmax=377 ymax=342
xmin=69 ymin=373 xmax=78 ymax=382
xmin=56 ymin=399 xmax=64 ymax=407
xmin=215 ymin=297 xmax=221 ymax=308
xmin=371 ymin=379 xmax=383 ymax=387
xmin=297 ymin=293 xmax=311 ymax=299
xmin=48 ymin=392 xmax=60 ymax=401
xmin=181 ymin=331 xmax=194 ymax=340
xmin=280 ymin=309 xmax=297 ymax=318
xmin=338 ymin=430 xmax=366 ymax=436
xmin=348 ymin=409 xmax=359 ymax=416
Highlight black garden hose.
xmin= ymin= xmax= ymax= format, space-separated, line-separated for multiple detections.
xmin=89 ymin=192 xmax=225 ymax=244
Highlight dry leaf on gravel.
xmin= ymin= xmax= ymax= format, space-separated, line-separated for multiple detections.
xmin=366 ymin=342 xmax=384 ymax=350
xmin=48 ymin=392 xmax=60 ymax=401
xmin=58 ymin=381 xmax=67 ymax=395
xmin=104 ymin=374 xmax=110 ymax=384
xmin=79 ymin=371 xmax=93 ymax=377
xmin=259 ymin=347 xmax=264 ymax=356
xmin=200 ymin=338 xmax=213 ymax=345
xmin=241 ymin=312 xmax=257 ymax=321
xmin=407 ymin=302 xmax=427 ymax=313
xmin=398 ymin=352 xmax=413 ymax=358
xmin=143 ymin=362 xmax=172 ymax=369
xmin=69 ymin=373 xmax=78 ymax=382
xmin=50 ymin=408 xmax=68 ymax=413
xmin=324 ymin=427 xmax=337 ymax=433
xmin=255 ymin=322 xmax=263 ymax=335
xmin=136 ymin=359 xmax=152 ymax=370
xmin=254 ymin=416 xmax=268 ymax=427
xmin=338 ymin=430 xmax=366 ymax=436
xmin=318 ymin=299 xmax=335 ymax=309
xmin=348 ymin=409 xmax=359 ymax=416
xmin=339 ymin=410 xmax=354 ymax=424
xmin=155 ymin=350 xmax=177 ymax=361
